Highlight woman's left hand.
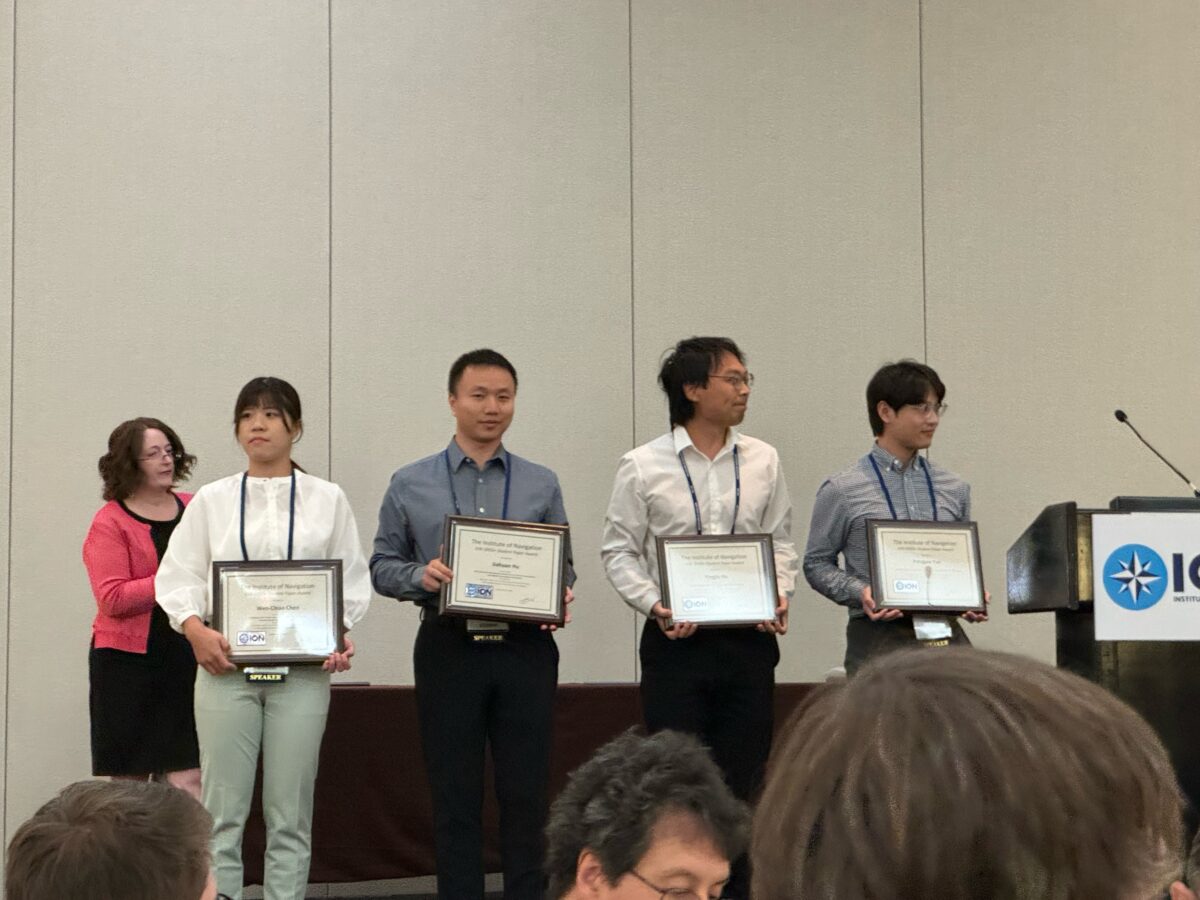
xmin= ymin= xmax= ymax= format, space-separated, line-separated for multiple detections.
xmin=323 ymin=634 xmax=355 ymax=672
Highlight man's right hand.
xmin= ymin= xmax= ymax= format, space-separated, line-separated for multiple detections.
xmin=420 ymin=557 xmax=454 ymax=593
xmin=182 ymin=616 xmax=236 ymax=674
xmin=651 ymin=602 xmax=698 ymax=640
xmin=861 ymin=585 xmax=903 ymax=622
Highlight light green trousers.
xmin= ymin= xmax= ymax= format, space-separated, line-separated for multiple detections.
xmin=195 ymin=666 xmax=331 ymax=900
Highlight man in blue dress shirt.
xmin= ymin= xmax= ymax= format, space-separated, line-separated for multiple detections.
xmin=803 ymin=359 xmax=985 ymax=675
xmin=371 ymin=349 xmax=574 ymax=900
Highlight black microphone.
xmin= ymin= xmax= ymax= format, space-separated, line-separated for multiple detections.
xmin=1114 ymin=409 xmax=1200 ymax=497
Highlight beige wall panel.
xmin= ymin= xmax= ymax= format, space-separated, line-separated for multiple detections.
xmin=330 ymin=1 xmax=633 ymax=684
xmin=7 ymin=1 xmax=330 ymax=834
xmin=924 ymin=1 xmax=1200 ymax=662
xmin=0 ymin=0 xmax=12 ymax=857
xmin=632 ymin=1 xmax=924 ymax=680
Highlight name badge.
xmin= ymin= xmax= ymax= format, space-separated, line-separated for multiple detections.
xmin=245 ymin=666 xmax=289 ymax=684
xmin=467 ymin=619 xmax=508 ymax=642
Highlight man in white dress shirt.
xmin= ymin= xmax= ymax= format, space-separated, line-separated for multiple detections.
xmin=601 ymin=336 xmax=797 ymax=899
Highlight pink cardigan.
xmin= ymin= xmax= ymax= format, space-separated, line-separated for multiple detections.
xmin=82 ymin=493 xmax=192 ymax=654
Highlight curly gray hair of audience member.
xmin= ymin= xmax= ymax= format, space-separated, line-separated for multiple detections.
xmin=5 ymin=779 xmax=212 ymax=900
xmin=544 ymin=729 xmax=749 ymax=899
xmin=752 ymin=648 xmax=1184 ymax=900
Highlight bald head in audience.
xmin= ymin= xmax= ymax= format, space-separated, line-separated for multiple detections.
xmin=5 ymin=779 xmax=216 ymax=900
xmin=752 ymin=648 xmax=1190 ymax=900
xmin=545 ymin=729 xmax=749 ymax=900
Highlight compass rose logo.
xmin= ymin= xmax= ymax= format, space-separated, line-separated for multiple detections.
xmin=1103 ymin=543 xmax=1168 ymax=611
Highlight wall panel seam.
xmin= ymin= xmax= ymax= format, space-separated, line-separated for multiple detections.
xmin=918 ymin=0 xmax=929 ymax=364
xmin=3 ymin=0 xmax=16 ymax=853
xmin=327 ymin=0 xmax=334 ymax=481
xmin=627 ymin=0 xmax=639 ymax=680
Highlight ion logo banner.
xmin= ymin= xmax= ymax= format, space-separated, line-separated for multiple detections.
xmin=1092 ymin=513 xmax=1200 ymax=640
xmin=1102 ymin=544 xmax=1167 ymax=610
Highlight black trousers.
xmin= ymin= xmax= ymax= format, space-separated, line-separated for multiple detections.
xmin=639 ymin=620 xmax=778 ymax=899
xmin=844 ymin=615 xmax=972 ymax=677
xmin=414 ymin=615 xmax=558 ymax=900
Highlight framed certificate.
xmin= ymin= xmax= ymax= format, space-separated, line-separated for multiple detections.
xmin=439 ymin=516 xmax=569 ymax=625
xmin=865 ymin=520 xmax=985 ymax=613
xmin=655 ymin=533 xmax=779 ymax=626
xmin=211 ymin=560 xmax=345 ymax=665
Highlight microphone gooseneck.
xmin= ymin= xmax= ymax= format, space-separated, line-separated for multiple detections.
xmin=1114 ymin=409 xmax=1200 ymax=497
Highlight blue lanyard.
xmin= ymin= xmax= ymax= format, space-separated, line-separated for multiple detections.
xmin=678 ymin=445 xmax=740 ymax=535
xmin=444 ymin=449 xmax=512 ymax=520
xmin=239 ymin=469 xmax=296 ymax=561
xmin=868 ymin=453 xmax=938 ymax=522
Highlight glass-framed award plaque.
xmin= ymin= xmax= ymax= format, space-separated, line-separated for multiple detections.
xmin=865 ymin=520 xmax=986 ymax=613
xmin=439 ymin=516 xmax=569 ymax=625
xmin=211 ymin=559 xmax=345 ymax=665
xmin=655 ymin=533 xmax=779 ymax=625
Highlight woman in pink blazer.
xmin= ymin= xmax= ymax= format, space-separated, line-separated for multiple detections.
xmin=82 ymin=417 xmax=201 ymax=796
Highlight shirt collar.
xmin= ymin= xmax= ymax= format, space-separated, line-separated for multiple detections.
xmin=446 ymin=438 xmax=507 ymax=471
xmin=673 ymin=425 xmax=741 ymax=460
xmin=870 ymin=442 xmax=922 ymax=473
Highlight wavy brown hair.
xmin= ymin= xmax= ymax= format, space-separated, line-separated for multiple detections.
xmin=752 ymin=648 xmax=1184 ymax=900
xmin=97 ymin=417 xmax=195 ymax=501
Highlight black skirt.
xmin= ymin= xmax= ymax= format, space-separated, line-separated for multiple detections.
xmin=89 ymin=605 xmax=200 ymax=775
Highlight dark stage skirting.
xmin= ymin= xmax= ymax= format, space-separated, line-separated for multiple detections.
xmin=242 ymin=682 xmax=817 ymax=885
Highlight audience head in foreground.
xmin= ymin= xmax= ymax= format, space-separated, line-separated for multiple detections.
xmin=752 ymin=648 xmax=1185 ymax=900
xmin=546 ymin=729 xmax=749 ymax=899
xmin=5 ymin=779 xmax=216 ymax=900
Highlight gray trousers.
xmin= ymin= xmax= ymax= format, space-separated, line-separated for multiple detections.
xmin=844 ymin=615 xmax=971 ymax=677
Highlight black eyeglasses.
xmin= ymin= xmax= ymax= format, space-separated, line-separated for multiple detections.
xmin=627 ymin=868 xmax=722 ymax=900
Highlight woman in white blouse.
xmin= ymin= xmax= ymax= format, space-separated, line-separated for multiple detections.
xmin=156 ymin=377 xmax=370 ymax=900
